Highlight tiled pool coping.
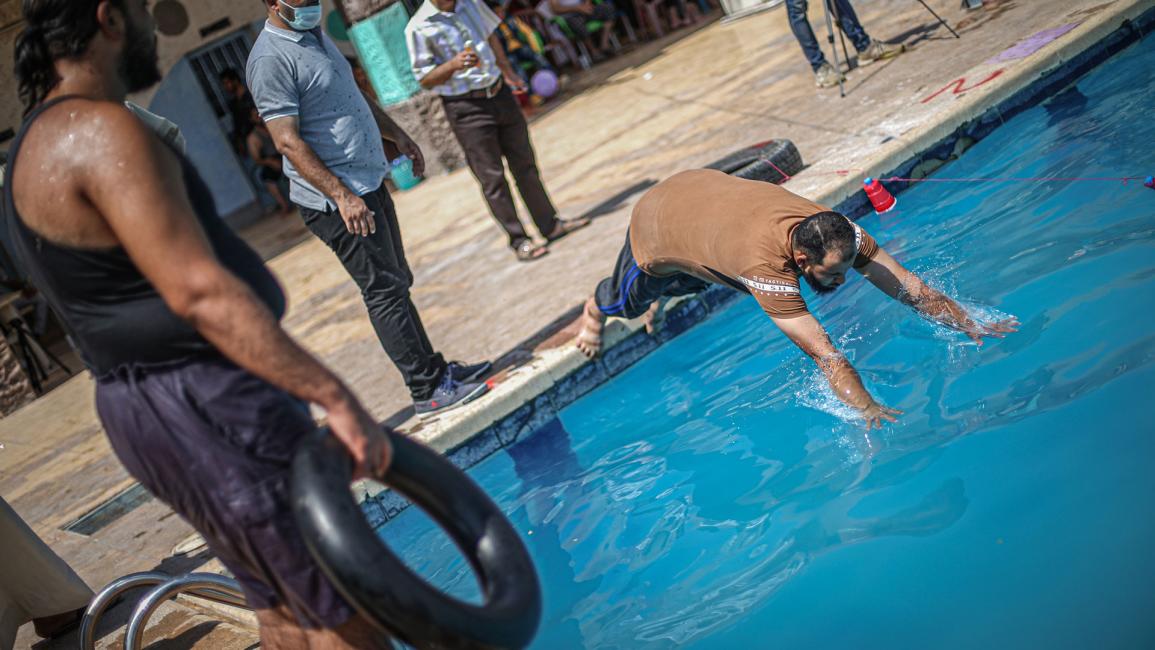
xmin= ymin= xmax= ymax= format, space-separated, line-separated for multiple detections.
xmin=361 ymin=1 xmax=1155 ymax=524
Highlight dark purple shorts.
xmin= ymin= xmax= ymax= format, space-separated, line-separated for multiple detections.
xmin=94 ymin=356 xmax=354 ymax=629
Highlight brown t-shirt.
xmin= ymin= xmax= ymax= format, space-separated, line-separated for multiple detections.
xmin=629 ymin=169 xmax=879 ymax=319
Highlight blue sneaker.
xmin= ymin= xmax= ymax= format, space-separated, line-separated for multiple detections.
xmin=447 ymin=359 xmax=493 ymax=383
xmin=414 ymin=372 xmax=489 ymax=416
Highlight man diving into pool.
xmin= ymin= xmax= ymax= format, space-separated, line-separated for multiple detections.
xmin=576 ymin=170 xmax=1019 ymax=428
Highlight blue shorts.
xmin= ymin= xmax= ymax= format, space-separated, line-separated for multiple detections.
xmin=595 ymin=232 xmax=710 ymax=320
xmin=94 ymin=357 xmax=354 ymax=629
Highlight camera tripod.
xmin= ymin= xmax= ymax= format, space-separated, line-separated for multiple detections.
xmin=821 ymin=0 xmax=960 ymax=97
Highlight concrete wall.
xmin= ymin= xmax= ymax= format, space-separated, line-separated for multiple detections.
xmin=349 ymin=2 xmax=420 ymax=105
xmin=0 ymin=334 xmax=34 ymax=417
xmin=1 ymin=0 xmax=28 ymax=143
xmin=337 ymin=0 xmax=467 ymax=174
xmin=0 ymin=0 xmax=458 ymax=219
xmin=385 ymin=90 xmax=467 ymax=175
xmin=149 ymin=58 xmax=260 ymax=223
xmin=0 ymin=0 xmax=266 ymax=146
xmin=154 ymin=0 xmax=266 ymax=73
xmin=129 ymin=0 xmax=269 ymax=109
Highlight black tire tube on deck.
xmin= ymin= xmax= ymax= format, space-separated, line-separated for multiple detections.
xmin=291 ymin=428 xmax=542 ymax=650
xmin=704 ymin=139 xmax=805 ymax=183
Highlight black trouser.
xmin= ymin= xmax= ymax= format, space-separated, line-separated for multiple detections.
xmin=299 ymin=185 xmax=445 ymax=401
xmin=595 ymin=232 xmax=710 ymax=319
xmin=442 ymin=85 xmax=559 ymax=249
xmin=786 ymin=0 xmax=871 ymax=71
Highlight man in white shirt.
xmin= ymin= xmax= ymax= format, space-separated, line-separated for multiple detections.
xmin=406 ymin=0 xmax=589 ymax=262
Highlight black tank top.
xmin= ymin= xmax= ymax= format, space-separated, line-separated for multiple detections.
xmin=2 ymin=96 xmax=286 ymax=376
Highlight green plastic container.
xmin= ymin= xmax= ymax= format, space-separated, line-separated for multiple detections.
xmin=389 ymin=156 xmax=423 ymax=191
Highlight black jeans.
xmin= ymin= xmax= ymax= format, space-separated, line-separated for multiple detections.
xmin=442 ymin=86 xmax=559 ymax=249
xmin=299 ymin=185 xmax=445 ymax=400
xmin=786 ymin=0 xmax=871 ymax=71
xmin=594 ymin=232 xmax=709 ymax=319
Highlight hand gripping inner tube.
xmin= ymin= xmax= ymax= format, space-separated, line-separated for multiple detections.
xmin=291 ymin=428 xmax=542 ymax=649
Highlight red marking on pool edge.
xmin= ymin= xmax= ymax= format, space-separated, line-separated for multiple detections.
xmin=921 ymin=69 xmax=1006 ymax=104
xmin=786 ymin=167 xmax=868 ymax=178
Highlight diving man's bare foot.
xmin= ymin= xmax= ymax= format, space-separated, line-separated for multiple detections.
xmin=576 ymin=296 xmax=606 ymax=358
xmin=642 ymin=297 xmax=669 ymax=335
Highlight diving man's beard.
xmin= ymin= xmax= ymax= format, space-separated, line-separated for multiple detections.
xmin=119 ymin=30 xmax=162 ymax=93
xmin=803 ymin=272 xmax=838 ymax=295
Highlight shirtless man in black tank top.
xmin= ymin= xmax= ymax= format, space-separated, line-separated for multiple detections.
xmin=9 ymin=1 xmax=391 ymax=647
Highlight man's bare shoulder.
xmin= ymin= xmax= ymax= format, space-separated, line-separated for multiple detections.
xmin=14 ymin=98 xmax=175 ymax=248
xmin=24 ymin=97 xmax=156 ymax=161
xmin=21 ymin=97 xmax=176 ymax=192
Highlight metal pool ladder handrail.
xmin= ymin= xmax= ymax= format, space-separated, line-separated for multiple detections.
xmin=80 ymin=571 xmax=250 ymax=650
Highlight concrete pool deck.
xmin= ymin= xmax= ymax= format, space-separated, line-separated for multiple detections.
xmin=3 ymin=0 xmax=1152 ymax=646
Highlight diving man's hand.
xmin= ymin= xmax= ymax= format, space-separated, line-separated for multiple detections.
xmin=955 ymin=315 xmax=1020 ymax=346
xmin=858 ymin=248 xmax=1020 ymax=346
xmin=860 ymin=401 xmax=903 ymax=430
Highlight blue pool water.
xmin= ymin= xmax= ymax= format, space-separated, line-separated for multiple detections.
xmin=383 ymin=35 xmax=1155 ymax=648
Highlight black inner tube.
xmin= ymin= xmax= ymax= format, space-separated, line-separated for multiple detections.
xmin=703 ymin=139 xmax=805 ymax=183
xmin=291 ymin=429 xmax=542 ymax=649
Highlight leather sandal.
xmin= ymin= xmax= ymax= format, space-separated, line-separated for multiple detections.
xmin=546 ymin=216 xmax=592 ymax=242
xmin=515 ymin=240 xmax=549 ymax=262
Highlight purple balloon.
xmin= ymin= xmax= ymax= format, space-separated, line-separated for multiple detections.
xmin=530 ymin=70 xmax=559 ymax=99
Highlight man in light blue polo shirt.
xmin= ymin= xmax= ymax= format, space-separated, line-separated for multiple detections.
xmin=247 ymin=0 xmax=492 ymax=419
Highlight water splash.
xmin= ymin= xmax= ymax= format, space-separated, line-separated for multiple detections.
xmin=791 ymin=324 xmax=883 ymax=427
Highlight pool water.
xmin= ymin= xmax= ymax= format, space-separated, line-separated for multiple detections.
xmin=383 ymin=34 xmax=1155 ymax=649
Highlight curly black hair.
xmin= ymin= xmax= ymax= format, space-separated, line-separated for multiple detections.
xmin=15 ymin=0 xmax=125 ymax=115
xmin=791 ymin=211 xmax=856 ymax=264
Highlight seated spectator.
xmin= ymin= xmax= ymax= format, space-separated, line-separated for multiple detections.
xmin=218 ymin=68 xmax=256 ymax=156
xmin=669 ymin=0 xmax=703 ymax=28
xmin=538 ymin=0 xmax=617 ymax=61
xmin=245 ymin=107 xmax=293 ymax=217
xmin=488 ymin=0 xmax=557 ymax=85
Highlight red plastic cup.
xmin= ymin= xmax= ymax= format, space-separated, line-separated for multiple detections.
xmin=864 ymin=177 xmax=897 ymax=213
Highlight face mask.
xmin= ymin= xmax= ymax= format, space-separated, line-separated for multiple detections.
xmin=278 ymin=1 xmax=323 ymax=31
